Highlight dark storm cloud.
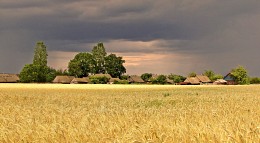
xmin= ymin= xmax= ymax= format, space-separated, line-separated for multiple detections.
xmin=1 ymin=0 xmax=260 ymax=75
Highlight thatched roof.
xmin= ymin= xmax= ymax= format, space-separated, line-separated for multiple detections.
xmin=109 ymin=78 xmax=120 ymax=82
xmin=196 ymin=75 xmax=211 ymax=83
xmin=166 ymin=78 xmax=174 ymax=84
xmin=0 ymin=77 xmax=6 ymax=82
xmin=129 ymin=75 xmax=145 ymax=83
xmin=214 ymin=79 xmax=227 ymax=84
xmin=0 ymin=74 xmax=20 ymax=83
xmin=184 ymin=77 xmax=200 ymax=84
xmin=53 ymin=76 xmax=75 ymax=84
xmin=91 ymin=74 xmax=112 ymax=79
xmin=71 ymin=78 xmax=89 ymax=84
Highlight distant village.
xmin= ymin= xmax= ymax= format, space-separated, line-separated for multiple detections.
xmin=0 ymin=42 xmax=254 ymax=85
xmin=0 ymin=72 xmax=237 ymax=85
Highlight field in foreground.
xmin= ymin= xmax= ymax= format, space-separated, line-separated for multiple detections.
xmin=0 ymin=84 xmax=259 ymax=143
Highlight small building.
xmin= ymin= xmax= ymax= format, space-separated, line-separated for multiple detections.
xmin=129 ymin=75 xmax=145 ymax=84
xmin=213 ymin=79 xmax=227 ymax=85
xmin=196 ymin=75 xmax=212 ymax=84
xmin=184 ymin=77 xmax=200 ymax=85
xmin=166 ymin=78 xmax=174 ymax=84
xmin=223 ymin=73 xmax=236 ymax=85
xmin=0 ymin=74 xmax=20 ymax=83
xmin=91 ymin=74 xmax=112 ymax=79
xmin=109 ymin=78 xmax=121 ymax=84
xmin=70 ymin=77 xmax=89 ymax=84
xmin=53 ymin=76 xmax=75 ymax=84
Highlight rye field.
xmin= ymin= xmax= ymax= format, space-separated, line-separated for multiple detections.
xmin=0 ymin=84 xmax=259 ymax=143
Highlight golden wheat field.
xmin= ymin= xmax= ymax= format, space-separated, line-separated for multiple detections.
xmin=0 ymin=84 xmax=259 ymax=143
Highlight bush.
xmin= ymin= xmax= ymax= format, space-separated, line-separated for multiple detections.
xmin=114 ymin=80 xmax=129 ymax=84
xmin=90 ymin=76 xmax=109 ymax=84
xmin=152 ymin=75 xmax=167 ymax=84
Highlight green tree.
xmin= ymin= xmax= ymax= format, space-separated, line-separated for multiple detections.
xmin=33 ymin=41 xmax=48 ymax=67
xmin=152 ymin=75 xmax=167 ymax=84
xmin=168 ymin=74 xmax=186 ymax=83
xmin=203 ymin=70 xmax=215 ymax=80
xmin=92 ymin=43 xmax=107 ymax=74
xmin=188 ymin=72 xmax=197 ymax=77
xmin=250 ymin=77 xmax=260 ymax=84
xmin=68 ymin=52 xmax=93 ymax=77
xmin=20 ymin=41 xmax=49 ymax=83
xmin=19 ymin=64 xmax=47 ymax=83
xmin=212 ymin=74 xmax=223 ymax=81
xmin=141 ymin=73 xmax=152 ymax=82
xmin=231 ymin=65 xmax=249 ymax=85
xmin=89 ymin=76 xmax=109 ymax=84
xmin=104 ymin=54 xmax=126 ymax=78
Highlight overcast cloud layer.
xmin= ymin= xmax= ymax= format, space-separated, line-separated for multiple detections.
xmin=1 ymin=0 xmax=260 ymax=76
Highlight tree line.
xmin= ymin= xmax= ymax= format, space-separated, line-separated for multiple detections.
xmin=19 ymin=41 xmax=259 ymax=85
xmin=19 ymin=42 xmax=126 ymax=83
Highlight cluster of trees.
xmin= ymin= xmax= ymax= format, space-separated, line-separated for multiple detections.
xmin=140 ymin=73 xmax=186 ymax=84
xmin=19 ymin=42 xmax=256 ymax=85
xmin=19 ymin=42 xmax=126 ymax=83
xmin=68 ymin=43 xmax=126 ymax=78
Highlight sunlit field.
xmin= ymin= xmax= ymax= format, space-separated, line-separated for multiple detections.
xmin=0 ymin=84 xmax=259 ymax=143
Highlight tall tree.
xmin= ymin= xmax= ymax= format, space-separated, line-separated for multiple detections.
xmin=92 ymin=43 xmax=107 ymax=74
xmin=104 ymin=54 xmax=126 ymax=78
xmin=20 ymin=41 xmax=50 ymax=83
xmin=68 ymin=52 xmax=93 ymax=77
xmin=231 ymin=65 xmax=249 ymax=85
xmin=33 ymin=41 xmax=48 ymax=67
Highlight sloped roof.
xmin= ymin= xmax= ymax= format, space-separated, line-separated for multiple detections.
xmin=224 ymin=73 xmax=235 ymax=81
xmin=214 ymin=79 xmax=227 ymax=83
xmin=109 ymin=78 xmax=120 ymax=82
xmin=71 ymin=78 xmax=89 ymax=84
xmin=53 ymin=76 xmax=75 ymax=84
xmin=129 ymin=75 xmax=145 ymax=83
xmin=0 ymin=77 xmax=6 ymax=82
xmin=91 ymin=74 xmax=112 ymax=79
xmin=0 ymin=74 xmax=20 ymax=83
xmin=196 ymin=75 xmax=211 ymax=83
xmin=184 ymin=77 xmax=200 ymax=84
xmin=166 ymin=78 xmax=174 ymax=84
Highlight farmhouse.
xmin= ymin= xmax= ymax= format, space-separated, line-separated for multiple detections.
xmin=184 ymin=77 xmax=200 ymax=85
xmin=109 ymin=78 xmax=121 ymax=84
xmin=53 ymin=76 xmax=75 ymax=84
xmin=184 ymin=75 xmax=211 ymax=85
xmin=70 ymin=77 xmax=89 ymax=84
xmin=91 ymin=74 xmax=112 ymax=79
xmin=0 ymin=74 xmax=20 ymax=83
xmin=213 ymin=79 xmax=227 ymax=85
xmin=129 ymin=75 xmax=145 ymax=84
xmin=223 ymin=73 xmax=236 ymax=85
xmin=196 ymin=75 xmax=212 ymax=84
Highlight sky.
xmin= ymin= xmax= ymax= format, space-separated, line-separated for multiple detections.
xmin=1 ymin=0 xmax=260 ymax=76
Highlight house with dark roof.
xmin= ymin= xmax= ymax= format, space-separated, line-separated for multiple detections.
xmin=223 ymin=73 xmax=236 ymax=85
